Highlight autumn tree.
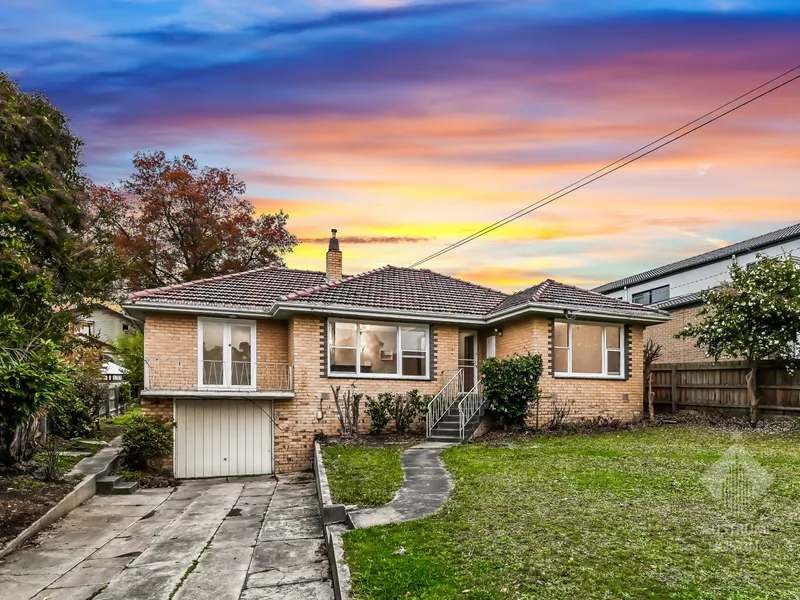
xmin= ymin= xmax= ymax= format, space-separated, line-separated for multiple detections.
xmin=677 ymin=254 xmax=800 ymax=423
xmin=89 ymin=151 xmax=299 ymax=290
xmin=0 ymin=71 xmax=120 ymax=462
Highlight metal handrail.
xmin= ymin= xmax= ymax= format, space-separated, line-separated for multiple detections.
xmin=426 ymin=369 xmax=463 ymax=437
xmin=144 ymin=358 xmax=293 ymax=392
xmin=458 ymin=381 xmax=486 ymax=440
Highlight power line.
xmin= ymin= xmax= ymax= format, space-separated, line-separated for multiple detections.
xmin=410 ymin=65 xmax=800 ymax=268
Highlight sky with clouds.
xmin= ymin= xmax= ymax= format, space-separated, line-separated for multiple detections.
xmin=3 ymin=0 xmax=798 ymax=291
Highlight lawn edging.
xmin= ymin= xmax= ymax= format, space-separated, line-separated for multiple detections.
xmin=0 ymin=439 xmax=122 ymax=559
xmin=314 ymin=440 xmax=353 ymax=600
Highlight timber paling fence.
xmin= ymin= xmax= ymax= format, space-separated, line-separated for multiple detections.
xmin=649 ymin=361 xmax=800 ymax=418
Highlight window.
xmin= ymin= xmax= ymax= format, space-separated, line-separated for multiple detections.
xmin=122 ymin=323 xmax=130 ymax=332
xmin=328 ymin=320 xmax=429 ymax=378
xmin=198 ymin=319 xmax=256 ymax=387
xmin=553 ymin=321 xmax=624 ymax=378
xmin=486 ymin=335 xmax=497 ymax=359
xmin=632 ymin=285 xmax=669 ymax=305
xmin=86 ymin=321 xmax=95 ymax=336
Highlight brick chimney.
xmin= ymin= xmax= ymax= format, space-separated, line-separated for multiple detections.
xmin=326 ymin=229 xmax=342 ymax=281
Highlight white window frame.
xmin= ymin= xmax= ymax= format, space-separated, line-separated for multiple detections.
xmin=486 ymin=335 xmax=497 ymax=359
xmin=554 ymin=320 xmax=625 ymax=380
xmin=197 ymin=318 xmax=257 ymax=390
xmin=327 ymin=319 xmax=430 ymax=380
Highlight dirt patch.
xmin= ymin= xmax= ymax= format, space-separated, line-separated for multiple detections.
xmin=0 ymin=475 xmax=75 ymax=546
xmin=320 ymin=432 xmax=424 ymax=448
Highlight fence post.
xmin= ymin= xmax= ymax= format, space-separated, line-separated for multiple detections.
xmin=671 ymin=365 xmax=678 ymax=414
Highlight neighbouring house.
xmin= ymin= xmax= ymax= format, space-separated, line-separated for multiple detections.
xmin=78 ymin=304 xmax=141 ymax=351
xmin=593 ymin=223 xmax=800 ymax=364
xmin=123 ymin=230 xmax=668 ymax=478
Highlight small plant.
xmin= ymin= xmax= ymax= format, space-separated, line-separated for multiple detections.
xmin=121 ymin=413 xmax=173 ymax=470
xmin=365 ymin=394 xmax=391 ymax=434
xmin=389 ymin=389 xmax=427 ymax=433
xmin=482 ymin=353 xmax=543 ymax=427
xmin=41 ymin=438 xmax=63 ymax=480
xmin=332 ymin=384 xmax=362 ymax=436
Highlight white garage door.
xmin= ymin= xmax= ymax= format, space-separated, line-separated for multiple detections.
xmin=174 ymin=399 xmax=273 ymax=478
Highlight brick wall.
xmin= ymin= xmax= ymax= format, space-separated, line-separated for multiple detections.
xmin=274 ymin=315 xmax=460 ymax=472
xmin=644 ymin=304 xmax=735 ymax=364
xmin=140 ymin=397 xmax=174 ymax=471
xmin=496 ymin=317 xmax=645 ymax=424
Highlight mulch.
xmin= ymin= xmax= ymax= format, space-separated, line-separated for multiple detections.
xmin=0 ymin=475 xmax=74 ymax=547
xmin=320 ymin=432 xmax=425 ymax=448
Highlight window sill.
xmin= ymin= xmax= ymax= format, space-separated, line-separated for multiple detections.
xmin=327 ymin=373 xmax=430 ymax=381
xmin=553 ymin=373 xmax=626 ymax=381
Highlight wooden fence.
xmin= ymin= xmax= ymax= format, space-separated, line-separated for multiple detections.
xmin=649 ymin=361 xmax=800 ymax=418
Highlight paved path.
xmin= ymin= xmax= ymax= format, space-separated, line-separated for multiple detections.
xmin=349 ymin=442 xmax=454 ymax=529
xmin=0 ymin=474 xmax=333 ymax=600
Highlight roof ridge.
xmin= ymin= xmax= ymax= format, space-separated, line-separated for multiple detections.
xmin=128 ymin=265 xmax=328 ymax=300
xmin=390 ymin=265 xmax=507 ymax=297
xmin=548 ymin=279 xmax=666 ymax=313
xmin=531 ymin=278 xmax=555 ymax=302
xmin=281 ymin=265 xmax=392 ymax=301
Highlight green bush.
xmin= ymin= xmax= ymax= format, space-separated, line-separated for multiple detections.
xmin=121 ymin=413 xmax=173 ymax=470
xmin=365 ymin=394 xmax=391 ymax=434
xmin=49 ymin=395 xmax=96 ymax=439
xmin=482 ymin=353 xmax=543 ymax=427
xmin=389 ymin=389 xmax=427 ymax=433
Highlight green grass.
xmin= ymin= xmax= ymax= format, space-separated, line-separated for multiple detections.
xmin=344 ymin=426 xmax=800 ymax=599
xmin=322 ymin=444 xmax=411 ymax=506
xmin=98 ymin=406 xmax=141 ymax=441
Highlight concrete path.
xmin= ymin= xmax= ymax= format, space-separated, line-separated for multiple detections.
xmin=349 ymin=443 xmax=454 ymax=529
xmin=0 ymin=474 xmax=333 ymax=600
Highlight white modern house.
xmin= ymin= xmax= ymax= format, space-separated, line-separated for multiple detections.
xmin=594 ymin=222 xmax=800 ymax=363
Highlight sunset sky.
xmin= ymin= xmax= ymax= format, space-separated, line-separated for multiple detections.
xmin=3 ymin=1 xmax=798 ymax=291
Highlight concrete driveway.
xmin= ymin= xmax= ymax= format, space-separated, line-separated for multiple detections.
xmin=0 ymin=474 xmax=334 ymax=600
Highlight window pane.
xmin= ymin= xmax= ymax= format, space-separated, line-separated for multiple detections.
xmin=401 ymin=327 xmax=427 ymax=352
xmin=202 ymin=323 xmax=224 ymax=385
xmin=230 ymin=325 xmax=253 ymax=385
xmin=330 ymin=348 xmax=356 ymax=372
xmin=402 ymin=356 xmax=426 ymax=376
xmin=554 ymin=322 xmax=568 ymax=347
xmin=651 ymin=286 xmax=670 ymax=304
xmin=608 ymin=350 xmax=621 ymax=376
xmin=632 ymin=291 xmax=648 ymax=305
xmin=554 ymin=348 xmax=569 ymax=373
xmin=572 ymin=324 xmax=603 ymax=373
xmin=360 ymin=324 xmax=398 ymax=374
xmin=606 ymin=326 xmax=621 ymax=350
xmin=332 ymin=322 xmax=357 ymax=348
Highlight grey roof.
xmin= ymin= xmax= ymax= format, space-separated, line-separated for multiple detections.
xmin=593 ymin=222 xmax=800 ymax=294
xmin=281 ymin=266 xmax=507 ymax=316
xmin=128 ymin=267 xmax=328 ymax=310
xmin=491 ymin=279 xmax=668 ymax=319
xmin=652 ymin=292 xmax=705 ymax=311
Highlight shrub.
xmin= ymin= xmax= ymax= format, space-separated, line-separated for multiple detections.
xmin=365 ymin=394 xmax=391 ymax=434
xmin=482 ymin=353 xmax=543 ymax=427
xmin=121 ymin=413 xmax=173 ymax=470
xmin=389 ymin=389 xmax=427 ymax=433
xmin=49 ymin=395 xmax=96 ymax=439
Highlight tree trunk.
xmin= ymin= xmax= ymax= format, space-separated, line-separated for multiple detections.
xmin=745 ymin=361 xmax=760 ymax=425
xmin=647 ymin=372 xmax=655 ymax=424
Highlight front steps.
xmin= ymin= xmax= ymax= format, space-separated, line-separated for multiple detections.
xmin=426 ymin=403 xmax=485 ymax=442
xmin=96 ymin=474 xmax=139 ymax=494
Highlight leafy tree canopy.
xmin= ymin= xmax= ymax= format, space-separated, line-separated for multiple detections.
xmin=678 ymin=253 xmax=800 ymax=364
xmin=114 ymin=330 xmax=144 ymax=392
xmin=89 ymin=151 xmax=299 ymax=290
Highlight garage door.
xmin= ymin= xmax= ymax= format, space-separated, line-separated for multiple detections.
xmin=174 ymin=399 xmax=273 ymax=478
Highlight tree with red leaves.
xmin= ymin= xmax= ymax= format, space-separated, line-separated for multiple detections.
xmin=89 ymin=151 xmax=298 ymax=290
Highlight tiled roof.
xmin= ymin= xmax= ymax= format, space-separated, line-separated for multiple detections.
xmin=281 ymin=266 xmax=507 ymax=316
xmin=593 ymin=222 xmax=800 ymax=294
xmin=128 ymin=267 xmax=328 ymax=310
xmin=491 ymin=279 xmax=668 ymax=319
xmin=652 ymin=292 xmax=705 ymax=311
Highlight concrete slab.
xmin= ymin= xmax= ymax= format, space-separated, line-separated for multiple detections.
xmin=49 ymin=557 xmax=132 ymax=588
xmin=32 ymin=583 xmax=103 ymax=600
xmin=411 ymin=441 xmax=457 ymax=449
xmin=173 ymin=568 xmax=248 ymax=600
xmin=195 ymin=545 xmax=254 ymax=572
xmin=241 ymin=580 xmax=334 ymax=600
xmin=245 ymin=562 xmax=330 ymax=588
xmin=89 ymin=536 xmax=152 ymax=559
xmin=266 ymin=494 xmax=317 ymax=511
xmin=249 ymin=539 xmax=327 ymax=572
xmin=0 ymin=573 xmax=59 ymax=600
xmin=259 ymin=517 xmax=323 ymax=541
xmin=275 ymin=472 xmax=314 ymax=484
xmin=265 ymin=504 xmax=320 ymax=520
xmin=0 ymin=547 xmax=94 ymax=575
xmin=93 ymin=562 xmax=190 ymax=600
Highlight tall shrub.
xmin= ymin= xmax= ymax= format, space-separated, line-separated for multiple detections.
xmin=121 ymin=413 xmax=173 ymax=470
xmin=482 ymin=353 xmax=543 ymax=427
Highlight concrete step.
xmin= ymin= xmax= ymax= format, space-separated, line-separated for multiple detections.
xmin=426 ymin=435 xmax=461 ymax=442
xmin=96 ymin=475 xmax=122 ymax=494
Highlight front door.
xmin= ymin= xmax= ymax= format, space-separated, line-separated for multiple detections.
xmin=459 ymin=331 xmax=478 ymax=392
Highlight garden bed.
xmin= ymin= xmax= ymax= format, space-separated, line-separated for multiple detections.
xmin=344 ymin=423 xmax=800 ymax=599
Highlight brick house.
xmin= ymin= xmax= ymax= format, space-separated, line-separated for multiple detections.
xmin=124 ymin=231 xmax=669 ymax=477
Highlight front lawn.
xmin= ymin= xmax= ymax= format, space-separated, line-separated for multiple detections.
xmin=322 ymin=443 xmax=411 ymax=506
xmin=344 ymin=425 xmax=800 ymax=599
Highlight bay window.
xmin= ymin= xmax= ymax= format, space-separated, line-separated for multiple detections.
xmin=554 ymin=321 xmax=624 ymax=378
xmin=198 ymin=319 xmax=256 ymax=388
xmin=328 ymin=320 xmax=429 ymax=379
